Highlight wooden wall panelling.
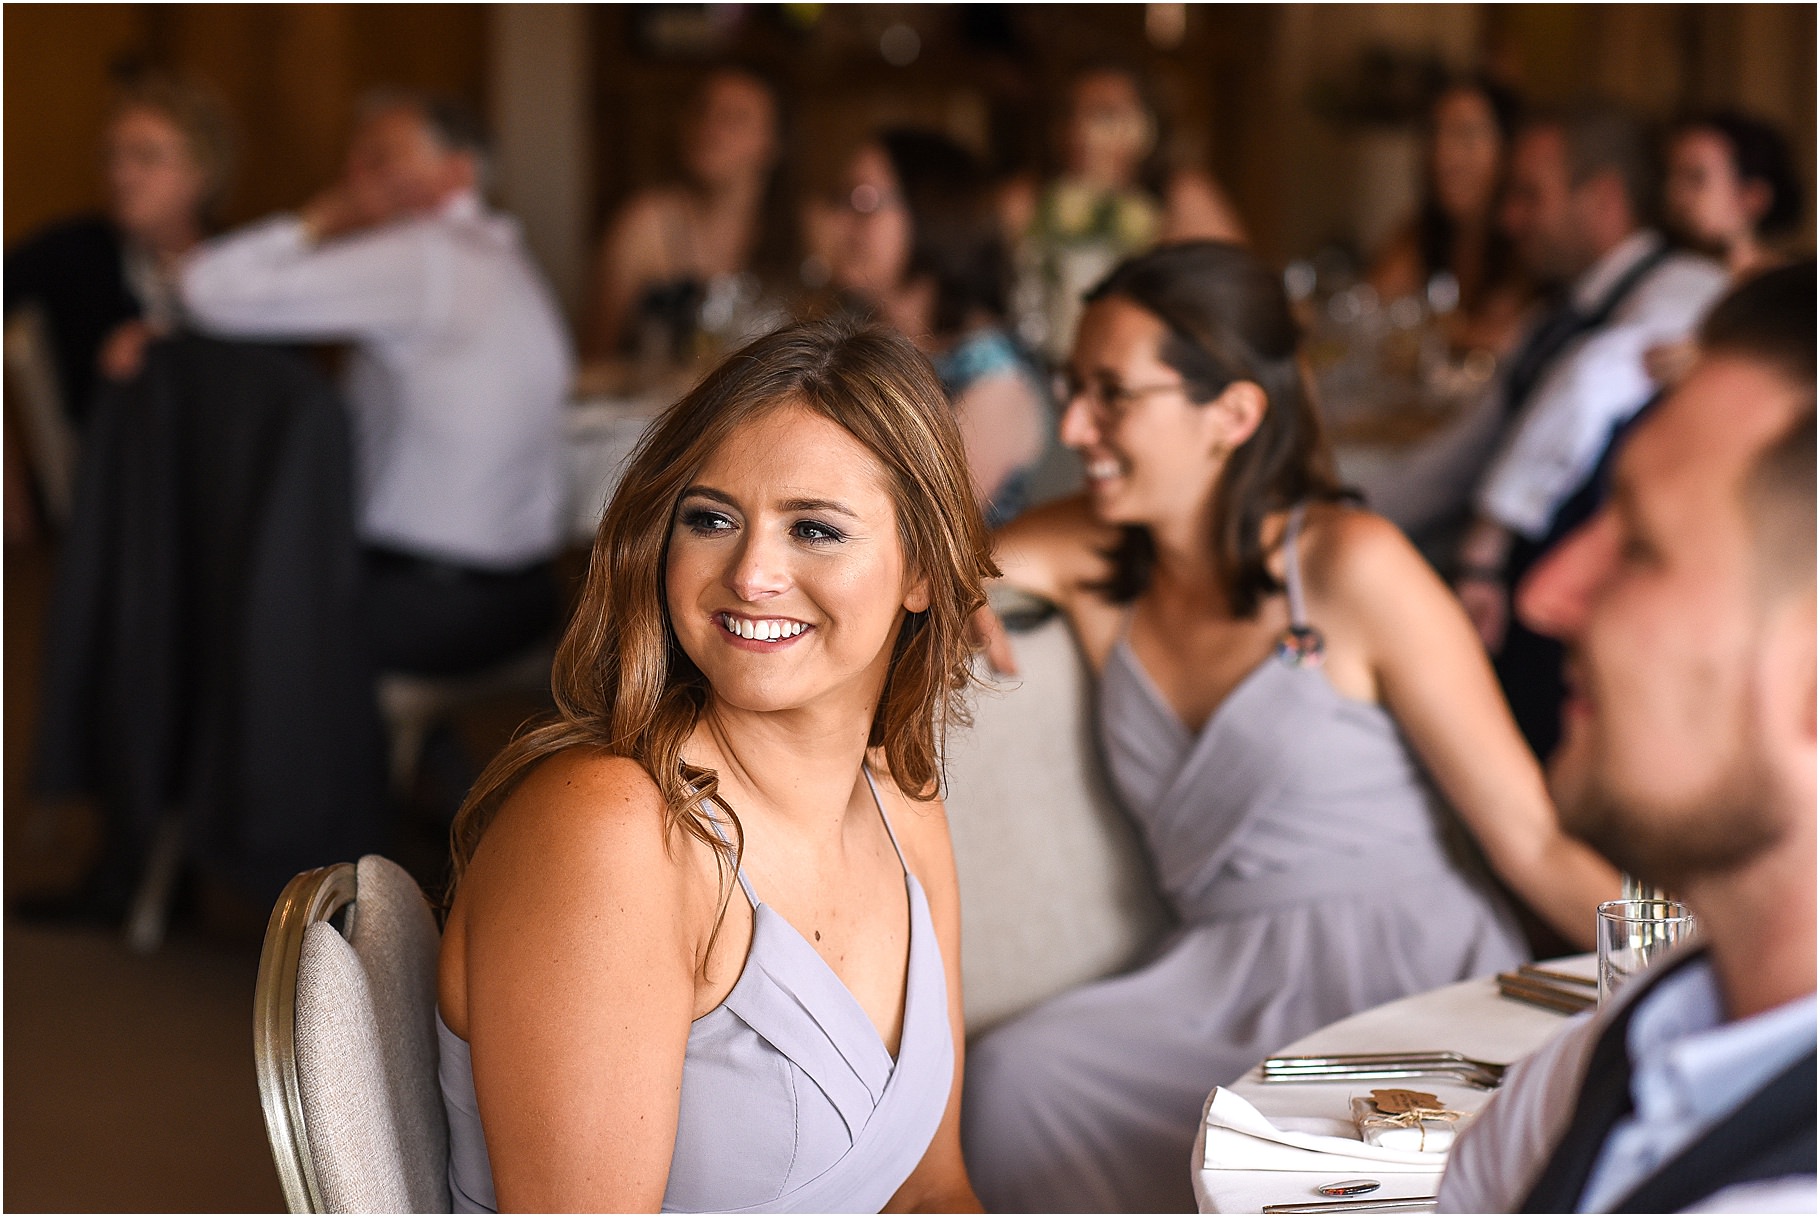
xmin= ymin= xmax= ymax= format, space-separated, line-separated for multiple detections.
xmin=2 ymin=5 xmax=151 ymax=242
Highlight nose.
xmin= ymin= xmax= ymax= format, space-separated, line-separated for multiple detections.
xmin=1058 ymin=392 xmax=1100 ymax=450
xmin=1515 ymin=511 xmax=1618 ymax=642
xmin=724 ymin=526 xmax=790 ymax=603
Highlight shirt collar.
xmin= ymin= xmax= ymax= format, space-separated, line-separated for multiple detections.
xmin=1625 ymin=956 xmax=1818 ymax=1128
xmin=1571 ymin=229 xmax=1663 ymax=314
xmin=436 ymin=188 xmax=487 ymax=223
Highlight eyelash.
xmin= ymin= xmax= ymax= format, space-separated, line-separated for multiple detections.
xmin=677 ymin=507 xmax=846 ymax=545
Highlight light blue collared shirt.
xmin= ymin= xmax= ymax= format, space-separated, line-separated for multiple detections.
xmin=1578 ymin=957 xmax=1817 ymax=1211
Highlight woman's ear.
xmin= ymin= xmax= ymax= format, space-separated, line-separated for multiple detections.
xmin=1205 ymin=380 xmax=1267 ymax=454
xmin=903 ymin=573 xmax=932 ymax=614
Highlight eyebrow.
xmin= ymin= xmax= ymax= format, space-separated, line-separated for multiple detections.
xmin=679 ymin=485 xmax=863 ymax=521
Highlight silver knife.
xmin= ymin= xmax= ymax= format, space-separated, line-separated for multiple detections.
xmin=1260 ymin=1196 xmax=1439 ymax=1214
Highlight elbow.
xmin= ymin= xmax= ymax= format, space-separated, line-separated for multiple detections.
xmin=178 ymin=260 xmax=258 ymax=334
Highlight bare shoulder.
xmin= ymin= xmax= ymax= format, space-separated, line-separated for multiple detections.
xmin=1297 ymin=503 xmax=1423 ymax=591
xmin=992 ymin=494 xmax=1120 ymax=602
xmin=454 ymin=750 xmax=699 ymax=939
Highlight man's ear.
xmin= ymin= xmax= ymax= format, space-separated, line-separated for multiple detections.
xmin=1756 ymin=591 xmax=1817 ymax=799
xmin=1205 ymin=380 xmax=1267 ymax=454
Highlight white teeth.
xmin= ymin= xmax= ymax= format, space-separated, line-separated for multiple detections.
xmin=1086 ymin=458 xmax=1122 ymax=481
xmin=719 ymin=614 xmax=806 ymax=641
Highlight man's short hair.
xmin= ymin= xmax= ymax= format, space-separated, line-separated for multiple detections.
xmin=1703 ymin=260 xmax=1817 ymax=585
xmin=1702 ymin=259 xmax=1817 ymax=408
xmin=1529 ymin=103 xmax=1658 ymax=227
xmin=358 ymin=88 xmax=492 ymax=182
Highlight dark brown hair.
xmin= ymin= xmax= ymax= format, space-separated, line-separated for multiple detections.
xmin=1083 ymin=241 xmax=1351 ymax=614
xmin=1675 ymin=111 xmax=1803 ymax=238
xmin=1703 ymin=260 xmax=1817 ymax=583
xmin=877 ymin=127 xmax=1010 ymax=335
xmin=447 ymin=319 xmax=998 ymax=927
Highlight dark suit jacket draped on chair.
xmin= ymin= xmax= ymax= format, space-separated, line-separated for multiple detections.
xmin=34 ymin=335 xmax=386 ymax=902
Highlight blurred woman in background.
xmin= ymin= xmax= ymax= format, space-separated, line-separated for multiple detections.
xmin=830 ymin=128 xmax=1048 ymax=527
xmin=1664 ymin=110 xmax=1801 ymax=280
xmin=963 ymin=242 xmax=1617 ymax=1212
xmin=1003 ymin=63 xmax=1246 ymax=360
xmin=1369 ymin=76 xmax=1531 ymax=356
xmin=586 ymin=67 xmax=797 ymax=359
xmin=4 ymin=73 xmax=232 ymax=421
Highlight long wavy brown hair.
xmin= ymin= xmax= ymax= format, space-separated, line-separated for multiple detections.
xmin=447 ymin=318 xmax=999 ymax=927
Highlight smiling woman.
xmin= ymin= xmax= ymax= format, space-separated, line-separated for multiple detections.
xmin=436 ymin=318 xmax=994 ymax=1213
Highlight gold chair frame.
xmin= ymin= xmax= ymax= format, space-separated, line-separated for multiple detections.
xmin=253 ymin=862 xmax=360 ymax=1214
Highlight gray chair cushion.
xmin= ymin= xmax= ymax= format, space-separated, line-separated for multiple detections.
xmin=945 ymin=614 xmax=1172 ymax=1036
xmin=294 ymin=856 xmax=450 ymax=1213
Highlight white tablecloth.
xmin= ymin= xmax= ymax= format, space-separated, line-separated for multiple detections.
xmin=1192 ymin=956 xmax=1597 ymax=1213
xmin=566 ymin=393 xmax=670 ymax=544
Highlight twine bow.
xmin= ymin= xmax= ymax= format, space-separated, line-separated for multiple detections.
xmin=1366 ymin=1089 xmax=1465 ymax=1152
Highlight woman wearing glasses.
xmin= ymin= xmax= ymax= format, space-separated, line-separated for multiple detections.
xmin=961 ymin=242 xmax=1618 ymax=1212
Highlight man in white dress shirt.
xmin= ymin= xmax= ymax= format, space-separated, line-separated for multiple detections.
xmin=1453 ymin=104 xmax=1728 ymax=761
xmin=1437 ymin=261 xmax=1815 ymax=1212
xmin=181 ymin=92 xmax=573 ymax=676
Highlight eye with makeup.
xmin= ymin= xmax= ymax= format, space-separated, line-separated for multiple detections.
xmin=678 ymin=504 xmax=736 ymax=537
xmin=790 ymin=519 xmax=847 ymax=545
xmin=676 ymin=502 xmax=848 ymax=547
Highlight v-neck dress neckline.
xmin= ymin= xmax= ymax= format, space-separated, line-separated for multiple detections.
xmin=436 ymin=767 xmax=954 ymax=1213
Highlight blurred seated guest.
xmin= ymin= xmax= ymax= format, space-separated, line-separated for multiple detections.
xmin=181 ymin=90 xmax=572 ymax=678
xmin=586 ymin=67 xmax=794 ymax=360
xmin=437 ymin=320 xmax=985 ymax=1212
xmin=1439 ymin=261 xmax=1816 ymax=1214
xmin=1645 ymin=112 xmax=1800 ymax=392
xmin=5 ymin=73 xmax=232 ymax=423
xmin=1454 ymin=104 xmax=1727 ymax=760
xmin=1370 ymin=77 xmax=1532 ymax=356
xmin=1002 ymin=63 xmax=1245 ymax=359
xmin=1664 ymin=111 xmax=1802 ymax=280
xmin=962 ymin=242 xmax=1618 ymax=1214
xmin=830 ymin=129 xmax=1047 ymax=527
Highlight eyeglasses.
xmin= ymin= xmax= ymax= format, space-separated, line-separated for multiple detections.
xmin=1050 ymin=370 xmax=1189 ymax=425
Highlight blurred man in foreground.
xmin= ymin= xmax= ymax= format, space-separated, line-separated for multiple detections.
xmin=181 ymin=91 xmax=572 ymax=677
xmin=1438 ymin=261 xmax=1815 ymax=1211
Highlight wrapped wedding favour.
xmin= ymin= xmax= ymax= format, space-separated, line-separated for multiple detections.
xmin=1350 ymin=1089 xmax=1473 ymax=1153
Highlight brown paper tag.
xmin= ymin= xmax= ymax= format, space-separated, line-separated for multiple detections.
xmin=1370 ymin=1088 xmax=1443 ymax=1114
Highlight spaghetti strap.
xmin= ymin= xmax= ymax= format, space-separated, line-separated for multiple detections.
xmin=701 ymin=803 xmax=759 ymax=908
xmin=1281 ymin=503 xmax=1311 ymax=630
xmin=1272 ymin=503 xmax=1326 ymax=669
xmin=862 ymin=766 xmax=912 ymax=878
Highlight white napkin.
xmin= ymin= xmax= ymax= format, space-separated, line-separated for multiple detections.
xmin=1201 ymin=1087 xmax=1451 ymax=1173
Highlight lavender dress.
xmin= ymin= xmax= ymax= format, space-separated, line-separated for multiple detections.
xmin=962 ymin=506 xmax=1526 ymax=1212
xmin=437 ymin=770 xmax=953 ymax=1212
